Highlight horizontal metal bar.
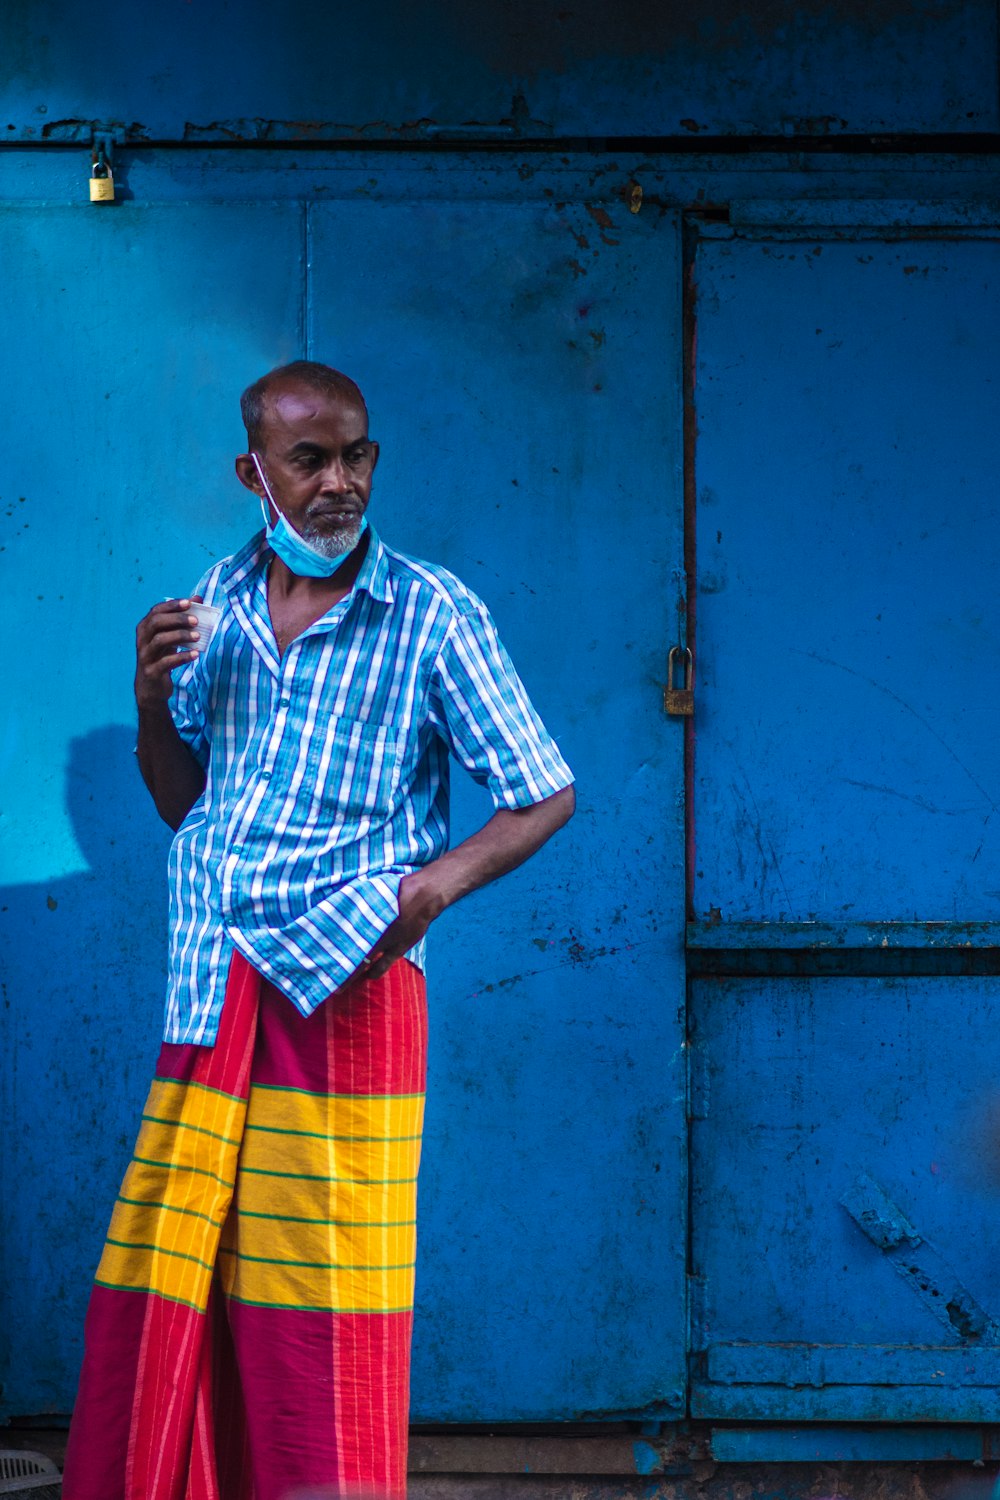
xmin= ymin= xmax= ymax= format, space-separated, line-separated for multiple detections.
xmin=693 ymin=1386 xmax=1000 ymax=1422
xmin=704 ymin=1343 xmax=1000 ymax=1387
xmin=409 ymin=1435 xmax=687 ymax=1475
xmin=708 ymin=1426 xmax=989 ymax=1462
xmin=688 ymin=950 xmax=1000 ymax=978
xmin=687 ymin=920 xmax=1000 ymax=950
xmin=729 ymin=198 xmax=1000 ymax=228
xmin=6 ymin=148 xmax=1000 ymax=209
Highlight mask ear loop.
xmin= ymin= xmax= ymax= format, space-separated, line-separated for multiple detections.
xmin=251 ymin=451 xmax=279 ymax=527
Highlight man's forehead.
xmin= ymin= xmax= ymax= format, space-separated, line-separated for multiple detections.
xmin=263 ymin=383 xmax=368 ymax=439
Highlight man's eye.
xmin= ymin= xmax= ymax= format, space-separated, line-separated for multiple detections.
xmin=346 ymin=449 xmax=368 ymax=466
xmin=294 ymin=454 xmax=321 ymax=468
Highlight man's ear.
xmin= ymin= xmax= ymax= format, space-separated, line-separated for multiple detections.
xmin=235 ymin=453 xmax=264 ymax=494
xmin=369 ymin=441 xmax=380 ymax=475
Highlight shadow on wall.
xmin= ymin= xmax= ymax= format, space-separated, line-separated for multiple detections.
xmin=1 ymin=722 xmax=173 ymax=1252
xmin=1 ymin=723 xmax=172 ymax=1029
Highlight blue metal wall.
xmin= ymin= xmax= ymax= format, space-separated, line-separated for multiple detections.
xmin=687 ymin=211 xmax=1000 ymax=1435
xmin=2 ymin=0 xmax=1000 ymax=1458
xmin=1 ymin=0 xmax=997 ymax=140
xmin=0 ymin=154 xmax=687 ymax=1424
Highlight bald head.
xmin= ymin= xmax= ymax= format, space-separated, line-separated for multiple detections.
xmin=241 ymin=361 xmax=368 ymax=453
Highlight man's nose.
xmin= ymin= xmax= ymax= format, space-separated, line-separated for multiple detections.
xmin=319 ymin=457 xmax=352 ymax=491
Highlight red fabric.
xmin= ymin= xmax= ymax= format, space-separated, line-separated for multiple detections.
xmin=63 ymin=952 xmax=427 ymax=1500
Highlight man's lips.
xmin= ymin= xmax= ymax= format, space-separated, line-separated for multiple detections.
xmin=307 ymin=502 xmax=361 ymax=522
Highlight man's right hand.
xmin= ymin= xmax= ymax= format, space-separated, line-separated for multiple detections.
xmin=135 ymin=598 xmax=202 ymax=709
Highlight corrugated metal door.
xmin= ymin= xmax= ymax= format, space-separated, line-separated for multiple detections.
xmin=687 ymin=222 xmax=1000 ymax=1420
xmin=0 ymin=166 xmax=688 ymax=1422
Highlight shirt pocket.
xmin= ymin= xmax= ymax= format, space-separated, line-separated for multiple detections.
xmin=307 ymin=715 xmax=403 ymax=827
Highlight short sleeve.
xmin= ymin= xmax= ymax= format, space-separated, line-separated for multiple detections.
xmin=429 ymin=601 xmax=574 ymax=809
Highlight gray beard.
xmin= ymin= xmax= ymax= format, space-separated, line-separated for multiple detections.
xmin=300 ymin=517 xmax=363 ymax=559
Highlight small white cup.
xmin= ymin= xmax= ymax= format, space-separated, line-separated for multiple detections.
xmin=189 ymin=602 xmax=221 ymax=651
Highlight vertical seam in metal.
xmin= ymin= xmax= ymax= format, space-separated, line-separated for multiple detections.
xmin=303 ymin=198 xmax=312 ymax=357
xmin=680 ymin=210 xmax=701 ymax=1422
xmin=681 ymin=217 xmax=699 ymax=926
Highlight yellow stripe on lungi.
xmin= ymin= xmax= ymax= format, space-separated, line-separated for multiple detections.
xmin=220 ymin=1084 xmax=426 ymax=1312
xmin=96 ymin=1076 xmax=248 ymax=1310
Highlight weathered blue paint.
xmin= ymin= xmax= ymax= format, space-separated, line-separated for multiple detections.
xmin=841 ymin=1174 xmax=1000 ymax=1342
xmin=688 ymin=920 xmax=1000 ymax=949
xmin=0 ymin=0 xmax=997 ymax=141
xmin=688 ymin=976 xmax=1000 ymax=1420
xmin=692 ymin=233 xmax=1000 ymax=927
xmin=0 ymin=154 xmax=687 ymax=1422
xmin=687 ymin=219 xmax=1000 ymax=1423
xmin=2 ymin=63 xmax=1000 ymax=1450
xmin=708 ymin=1428 xmax=990 ymax=1462
xmin=632 ymin=1441 xmax=662 ymax=1475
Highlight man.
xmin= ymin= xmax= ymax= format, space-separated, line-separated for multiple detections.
xmin=63 ymin=362 xmax=574 ymax=1500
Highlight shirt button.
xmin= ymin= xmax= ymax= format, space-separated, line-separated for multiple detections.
xmin=279 ymin=696 xmax=290 ymax=708
xmin=261 ymin=769 xmax=271 ymax=781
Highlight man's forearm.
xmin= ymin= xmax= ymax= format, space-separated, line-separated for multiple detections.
xmin=341 ymin=785 xmax=576 ymax=982
xmin=431 ymin=784 xmax=576 ymax=911
xmin=136 ymin=701 xmax=207 ymax=831
xmin=394 ymin=783 xmax=576 ymax=942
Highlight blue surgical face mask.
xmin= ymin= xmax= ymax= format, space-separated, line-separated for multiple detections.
xmin=251 ymin=451 xmax=366 ymax=579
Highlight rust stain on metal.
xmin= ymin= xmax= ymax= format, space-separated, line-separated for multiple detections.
xmin=585 ymin=203 xmax=620 ymax=243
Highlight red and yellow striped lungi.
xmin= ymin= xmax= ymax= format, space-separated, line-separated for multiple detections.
xmin=63 ymin=951 xmax=427 ymax=1500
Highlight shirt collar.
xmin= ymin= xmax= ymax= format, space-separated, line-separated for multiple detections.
xmin=219 ymin=523 xmax=394 ymax=605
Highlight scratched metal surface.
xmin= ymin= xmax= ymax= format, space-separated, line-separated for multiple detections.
xmin=692 ymin=233 xmax=1000 ymax=928
xmin=0 ymin=0 xmax=997 ymax=141
xmin=0 ymin=163 xmax=687 ymax=1420
xmin=689 ymin=975 xmax=1000 ymax=1419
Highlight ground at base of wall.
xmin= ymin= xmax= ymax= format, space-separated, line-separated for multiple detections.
xmin=407 ymin=1467 xmax=1000 ymax=1500
xmin=4 ymin=1429 xmax=999 ymax=1500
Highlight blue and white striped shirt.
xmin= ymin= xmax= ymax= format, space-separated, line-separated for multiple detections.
xmin=165 ymin=527 xmax=573 ymax=1045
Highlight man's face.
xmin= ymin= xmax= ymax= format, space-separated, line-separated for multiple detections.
xmin=237 ymin=381 xmax=379 ymax=556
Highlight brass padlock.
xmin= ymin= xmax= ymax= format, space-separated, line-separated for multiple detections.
xmin=89 ymin=161 xmax=115 ymax=203
xmin=664 ymin=645 xmax=694 ymax=716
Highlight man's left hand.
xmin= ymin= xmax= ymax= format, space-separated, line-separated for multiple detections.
xmin=345 ymin=786 xmax=576 ymax=991
xmin=355 ymin=867 xmax=449 ymax=984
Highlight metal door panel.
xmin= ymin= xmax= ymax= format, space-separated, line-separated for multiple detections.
xmin=0 ymin=177 xmax=688 ymax=1424
xmin=308 ymin=196 xmax=687 ymax=1421
xmin=0 ymin=200 xmax=307 ymax=1418
xmin=692 ymin=235 xmax=1000 ymax=928
xmin=689 ymin=975 xmax=1000 ymax=1419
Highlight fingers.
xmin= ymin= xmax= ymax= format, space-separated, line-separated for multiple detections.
xmin=363 ymin=950 xmax=394 ymax=982
xmin=135 ymin=600 xmax=202 ymax=703
xmin=138 ymin=603 xmax=199 ymax=654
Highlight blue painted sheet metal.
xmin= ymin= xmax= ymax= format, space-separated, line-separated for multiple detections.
xmin=688 ymin=920 xmax=1000 ymax=950
xmin=5 ymin=146 xmax=1000 ymax=217
xmin=692 ymin=233 xmax=1000 ymax=928
xmin=709 ymin=1426 xmax=990 ymax=1462
xmin=0 ymin=162 xmax=687 ymax=1421
xmin=300 ymin=194 xmax=688 ymax=1422
xmin=0 ymin=200 xmax=306 ymax=1417
xmin=706 ymin=1347 xmax=1000 ymax=1386
xmin=689 ymin=976 xmax=1000 ymax=1420
xmin=1 ymin=0 xmax=997 ymax=141
xmin=696 ymin=1388 xmax=1000 ymax=1423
